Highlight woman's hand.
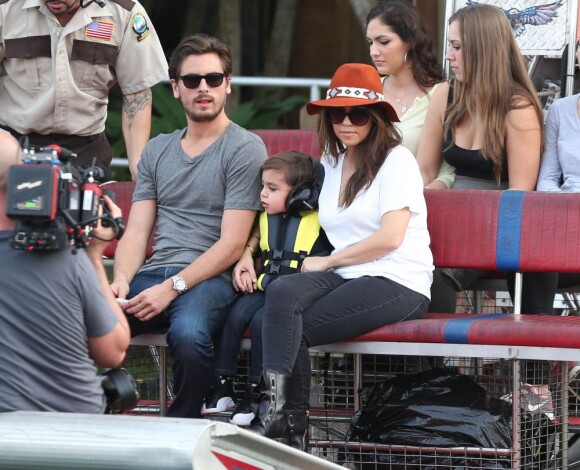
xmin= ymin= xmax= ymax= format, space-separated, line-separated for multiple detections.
xmin=301 ymin=256 xmax=333 ymax=273
xmin=237 ymin=271 xmax=257 ymax=293
xmin=233 ymin=251 xmax=257 ymax=292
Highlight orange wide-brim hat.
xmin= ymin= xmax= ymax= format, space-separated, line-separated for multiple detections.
xmin=306 ymin=63 xmax=399 ymax=122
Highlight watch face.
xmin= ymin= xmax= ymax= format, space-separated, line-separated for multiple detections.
xmin=173 ymin=276 xmax=187 ymax=293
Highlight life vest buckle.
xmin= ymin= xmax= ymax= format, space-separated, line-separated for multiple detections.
xmin=271 ymin=249 xmax=284 ymax=260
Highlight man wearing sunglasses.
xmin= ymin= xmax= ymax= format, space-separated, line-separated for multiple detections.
xmin=0 ymin=0 xmax=168 ymax=180
xmin=111 ymin=34 xmax=267 ymax=419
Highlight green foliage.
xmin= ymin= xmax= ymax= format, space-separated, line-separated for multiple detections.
xmin=150 ymin=83 xmax=187 ymax=135
xmin=230 ymin=88 xmax=308 ymax=129
xmin=105 ymin=83 xmax=185 ymax=156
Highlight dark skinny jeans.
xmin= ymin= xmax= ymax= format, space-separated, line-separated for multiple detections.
xmin=262 ymin=272 xmax=429 ymax=409
xmin=214 ymin=291 xmax=265 ymax=385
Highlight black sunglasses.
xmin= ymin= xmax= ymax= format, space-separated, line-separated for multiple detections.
xmin=178 ymin=73 xmax=226 ymax=89
xmin=326 ymin=107 xmax=370 ymax=126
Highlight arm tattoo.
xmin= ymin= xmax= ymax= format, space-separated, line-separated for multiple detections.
xmin=122 ymin=89 xmax=152 ymax=128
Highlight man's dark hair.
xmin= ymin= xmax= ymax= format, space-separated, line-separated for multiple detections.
xmin=168 ymin=33 xmax=232 ymax=80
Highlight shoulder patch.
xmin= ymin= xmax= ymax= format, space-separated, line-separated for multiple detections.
xmin=131 ymin=12 xmax=150 ymax=41
xmin=108 ymin=0 xmax=135 ymax=11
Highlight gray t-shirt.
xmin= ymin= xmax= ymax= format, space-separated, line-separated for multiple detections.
xmin=134 ymin=122 xmax=267 ymax=280
xmin=0 ymin=232 xmax=119 ymax=413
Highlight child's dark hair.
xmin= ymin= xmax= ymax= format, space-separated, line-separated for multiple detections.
xmin=261 ymin=151 xmax=317 ymax=188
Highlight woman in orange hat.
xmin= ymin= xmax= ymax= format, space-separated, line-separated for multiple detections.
xmin=252 ymin=63 xmax=434 ymax=450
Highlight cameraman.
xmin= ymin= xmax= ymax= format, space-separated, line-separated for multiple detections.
xmin=0 ymin=132 xmax=130 ymax=413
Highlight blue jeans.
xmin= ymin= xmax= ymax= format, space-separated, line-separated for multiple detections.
xmin=262 ymin=272 xmax=429 ymax=409
xmin=127 ymin=268 xmax=238 ymax=418
xmin=214 ymin=292 xmax=265 ymax=384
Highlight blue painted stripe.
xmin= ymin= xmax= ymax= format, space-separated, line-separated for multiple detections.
xmin=444 ymin=313 xmax=512 ymax=344
xmin=496 ymin=191 xmax=525 ymax=271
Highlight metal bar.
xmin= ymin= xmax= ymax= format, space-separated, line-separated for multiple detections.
xmin=527 ymin=55 xmax=539 ymax=76
xmin=562 ymin=360 xmax=570 ymax=468
xmin=566 ymin=0 xmax=579 ymax=97
xmin=159 ymin=346 xmax=168 ymax=416
xmin=312 ymin=341 xmax=580 ymax=361
xmin=229 ymin=76 xmax=330 ymax=90
xmin=511 ymin=359 xmax=521 ymax=469
xmin=513 ymin=272 xmax=523 ymax=315
xmin=313 ymin=441 xmax=512 ymax=457
xmin=443 ymin=0 xmax=453 ymax=76
xmin=353 ymin=353 xmax=362 ymax=413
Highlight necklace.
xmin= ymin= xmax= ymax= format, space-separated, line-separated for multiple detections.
xmin=383 ymin=79 xmax=421 ymax=115
xmin=395 ymin=97 xmax=408 ymax=114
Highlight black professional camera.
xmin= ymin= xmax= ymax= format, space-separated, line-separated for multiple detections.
xmin=5 ymin=144 xmax=124 ymax=252
xmin=101 ymin=368 xmax=140 ymax=414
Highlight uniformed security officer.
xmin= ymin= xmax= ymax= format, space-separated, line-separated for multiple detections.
xmin=0 ymin=0 xmax=168 ymax=179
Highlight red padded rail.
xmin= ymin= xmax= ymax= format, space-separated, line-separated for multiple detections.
xmin=252 ymin=129 xmax=320 ymax=159
xmin=348 ymin=313 xmax=456 ymax=343
xmin=351 ymin=312 xmax=580 ymax=349
xmin=425 ymin=190 xmax=500 ymax=270
xmin=520 ymin=192 xmax=580 ymax=272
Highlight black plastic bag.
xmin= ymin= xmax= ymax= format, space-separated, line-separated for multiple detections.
xmin=341 ymin=368 xmax=513 ymax=469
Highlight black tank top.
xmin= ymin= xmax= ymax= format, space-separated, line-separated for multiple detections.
xmin=442 ymin=135 xmax=507 ymax=182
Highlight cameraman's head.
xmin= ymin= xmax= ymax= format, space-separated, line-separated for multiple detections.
xmin=0 ymin=132 xmax=21 ymax=193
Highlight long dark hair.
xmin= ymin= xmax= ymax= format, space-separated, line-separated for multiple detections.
xmin=317 ymin=105 xmax=402 ymax=207
xmin=366 ymin=0 xmax=444 ymax=90
xmin=444 ymin=4 xmax=543 ymax=181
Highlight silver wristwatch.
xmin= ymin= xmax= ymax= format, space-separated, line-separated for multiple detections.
xmin=170 ymin=275 xmax=188 ymax=295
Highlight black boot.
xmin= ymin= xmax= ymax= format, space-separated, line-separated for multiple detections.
xmin=251 ymin=371 xmax=288 ymax=439
xmin=285 ymin=409 xmax=309 ymax=451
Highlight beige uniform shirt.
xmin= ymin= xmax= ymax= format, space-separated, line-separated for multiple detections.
xmin=0 ymin=0 xmax=168 ymax=136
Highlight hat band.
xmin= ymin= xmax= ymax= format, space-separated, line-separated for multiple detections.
xmin=326 ymin=86 xmax=385 ymax=103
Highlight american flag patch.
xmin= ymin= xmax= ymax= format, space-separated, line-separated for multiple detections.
xmin=85 ymin=21 xmax=114 ymax=41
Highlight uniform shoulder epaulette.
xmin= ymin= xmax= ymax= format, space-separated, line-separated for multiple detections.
xmin=108 ymin=0 xmax=135 ymax=11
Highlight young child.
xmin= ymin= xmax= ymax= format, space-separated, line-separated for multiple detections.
xmin=201 ymin=151 xmax=331 ymax=425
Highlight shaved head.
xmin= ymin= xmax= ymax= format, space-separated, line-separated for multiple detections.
xmin=0 ymin=132 xmax=21 ymax=191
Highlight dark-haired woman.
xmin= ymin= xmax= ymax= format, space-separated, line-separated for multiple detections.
xmin=253 ymin=63 xmax=433 ymax=450
xmin=367 ymin=0 xmax=454 ymax=189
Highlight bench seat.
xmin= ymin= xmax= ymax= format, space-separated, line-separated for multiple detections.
xmin=350 ymin=312 xmax=580 ymax=348
xmin=111 ymin=130 xmax=580 ymax=467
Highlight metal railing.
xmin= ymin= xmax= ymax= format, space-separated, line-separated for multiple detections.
xmin=111 ymin=76 xmax=331 ymax=169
